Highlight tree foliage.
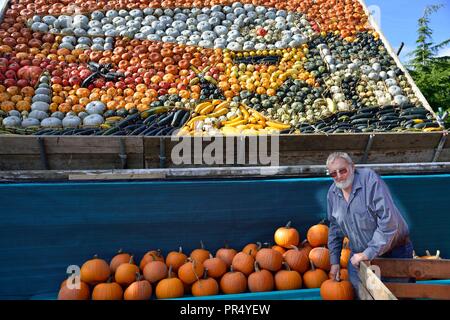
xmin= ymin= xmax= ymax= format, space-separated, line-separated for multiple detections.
xmin=407 ymin=4 xmax=450 ymax=115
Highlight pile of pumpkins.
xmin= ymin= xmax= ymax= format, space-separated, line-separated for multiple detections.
xmin=58 ymin=221 xmax=354 ymax=300
xmin=0 ymin=0 xmax=434 ymax=136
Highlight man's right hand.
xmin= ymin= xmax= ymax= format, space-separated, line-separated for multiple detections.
xmin=330 ymin=264 xmax=341 ymax=281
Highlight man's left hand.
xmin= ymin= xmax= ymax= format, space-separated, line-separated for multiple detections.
xmin=350 ymin=252 xmax=369 ymax=267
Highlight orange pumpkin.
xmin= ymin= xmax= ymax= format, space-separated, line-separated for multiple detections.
xmin=248 ymin=262 xmax=274 ymax=293
xmin=242 ymin=242 xmax=261 ymax=258
xmin=80 ymin=255 xmax=111 ymax=286
xmin=275 ymin=263 xmax=303 ymax=291
xmin=155 ymin=266 xmax=184 ymax=299
xmin=191 ymin=269 xmax=219 ymax=297
xmin=92 ymin=280 xmax=123 ymax=300
xmin=303 ymin=262 xmax=329 ymax=289
xmin=110 ymin=249 xmax=132 ymax=273
xmin=307 ymin=221 xmax=329 ymax=247
xmin=309 ymin=247 xmax=331 ymax=271
xmin=231 ymin=251 xmax=255 ymax=276
xmin=165 ymin=246 xmax=187 ymax=272
xmin=178 ymin=258 xmax=205 ymax=285
xmin=139 ymin=249 xmax=164 ymax=270
xmin=272 ymin=245 xmax=286 ymax=255
xmin=283 ymin=245 xmax=310 ymax=274
xmin=274 ymin=221 xmax=300 ymax=248
xmin=215 ymin=244 xmax=237 ymax=267
xmin=115 ymin=256 xmax=140 ymax=287
xmin=190 ymin=241 xmax=210 ymax=264
xmin=219 ymin=266 xmax=247 ymax=294
xmin=203 ymin=254 xmax=227 ymax=279
xmin=143 ymin=257 xmax=168 ymax=284
xmin=124 ymin=273 xmax=152 ymax=300
xmin=255 ymin=248 xmax=283 ymax=272
xmin=57 ymin=279 xmax=90 ymax=300
xmin=340 ymin=247 xmax=351 ymax=268
xmin=320 ymin=279 xmax=354 ymax=300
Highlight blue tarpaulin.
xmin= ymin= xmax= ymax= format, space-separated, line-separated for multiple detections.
xmin=0 ymin=174 xmax=449 ymax=299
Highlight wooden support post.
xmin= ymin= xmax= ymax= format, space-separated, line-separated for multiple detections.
xmin=359 ymin=261 xmax=397 ymax=300
xmin=361 ymin=134 xmax=375 ymax=164
xmin=37 ymin=138 xmax=49 ymax=170
xmin=432 ymin=131 xmax=448 ymax=162
xmin=386 ymin=283 xmax=450 ymax=300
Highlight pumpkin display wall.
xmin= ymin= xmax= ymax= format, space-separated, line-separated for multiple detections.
xmin=0 ymin=0 xmax=439 ymax=136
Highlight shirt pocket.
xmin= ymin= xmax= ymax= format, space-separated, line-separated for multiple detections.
xmin=354 ymin=210 xmax=376 ymax=231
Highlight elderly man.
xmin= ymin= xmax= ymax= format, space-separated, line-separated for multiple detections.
xmin=326 ymin=152 xmax=413 ymax=298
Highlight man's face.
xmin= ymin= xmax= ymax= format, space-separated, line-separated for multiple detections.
xmin=327 ymin=158 xmax=354 ymax=190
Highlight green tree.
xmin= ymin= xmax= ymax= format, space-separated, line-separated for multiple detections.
xmin=407 ymin=4 xmax=450 ymax=114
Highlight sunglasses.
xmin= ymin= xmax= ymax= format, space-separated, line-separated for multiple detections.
xmin=327 ymin=168 xmax=348 ymax=178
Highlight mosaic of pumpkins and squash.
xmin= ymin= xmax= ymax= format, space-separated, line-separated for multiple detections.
xmin=0 ymin=0 xmax=442 ymax=136
xmin=58 ymin=221 xmax=355 ymax=300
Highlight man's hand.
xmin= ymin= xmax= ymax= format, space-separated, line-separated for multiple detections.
xmin=350 ymin=252 xmax=369 ymax=267
xmin=330 ymin=264 xmax=341 ymax=281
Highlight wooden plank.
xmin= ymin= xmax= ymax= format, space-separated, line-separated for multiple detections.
xmin=359 ymin=262 xmax=397 ymax=300
xmin=371 ymin=258 xmax=450 ymax=279
xmin=278 ymin=134 xmax=369 ymax=152
xmin=358 ymin=283 xmax=375 ymax=300
xmin=69 ymin=172 xmax=166 ymax=180
xmin=0 ymin=137 xmax=41 ymax=154
xmin=369 ymin=133 xmax=441 ymax=150
xmin=366 ymin=150 xmax=436 ymax=164
xmin=386 ymin=283 xmax=450 ymax=300
xmin=43 ymin=137 xmax=143 ymax=154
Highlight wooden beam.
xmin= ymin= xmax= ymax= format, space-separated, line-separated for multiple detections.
xmin=386 ymin=283 xmax=450 ymax=300
xmin=371 ymin=258 xmax=450 ymax=279
xmin=359 ymin=262 xmax=397 ymax=300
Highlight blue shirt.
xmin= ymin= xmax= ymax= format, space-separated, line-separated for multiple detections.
xmin=327 ymin=168 xmax=410 ymax=264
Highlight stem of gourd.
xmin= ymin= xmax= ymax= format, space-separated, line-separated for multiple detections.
xmin=285 ymin=221 xmax=292 ymax=228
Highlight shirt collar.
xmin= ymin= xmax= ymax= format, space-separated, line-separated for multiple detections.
xmin=331 ymin=168 xmax=362 ymax=197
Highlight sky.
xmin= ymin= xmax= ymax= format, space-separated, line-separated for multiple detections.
xmin=364 ymin=0 xmax=450 ymax=63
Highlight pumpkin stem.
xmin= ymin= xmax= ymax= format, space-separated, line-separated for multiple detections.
xmin=129 ymin=255 xmax=135 ymax=264
xmin=426 ymin=250 xmax=431 ymax=256
xmin=285 ymin=221 xmax=292 ymax=228
xmin=93 ymin=254 xmax=98 ymax=259
xmin=156 ymin=249 xmax=162 ymax=257
xmin=290 ymin=245 xmax=299 ymax=251
xmin=230 ymin=266 xmax=234 ymax=272
xmin=203 ymin=268 xmax=209 ymax=279
xmin=179 ymin=246 xmax=183 ymax=253
xmin=263 ymin=242 xmax=271 ymax=248
xmin=436 ymin=250 xmax=440 ymax=258
xmin=168 ymin=265 xmax=173 ymax=278
xmin=200 ymin=240 xmax=205 ymax=250
xmin=310 ymin=261 xmax=316 ymax=271
xmin=283 ymin=262 xmax=291 ymax=271
xmin=135 ymin=272 xmax=142 ymax=282
xmin=209 ymin=253 xmax=214 ymax=259
xmin=254 ymin=261 xmax=260 ymax=272
xmin=117 ymin=248 xmax=123 ymax=254
xmin=248 ymin=249 xmax=253 ymax=256
xmin=256 ymin=242 xmax=262 ymax=251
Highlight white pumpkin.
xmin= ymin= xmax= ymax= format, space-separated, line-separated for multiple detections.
xmin=41 ymin=117 xmax=62 ymax=128
xmin=3 ymin=116 xmax=22 ymax=127
xmin=22 ymin=118 xmax=40 ymax=128
xmin=29 ymin=110 xmax=49 ymax=121
xmin=31 ymin=102 xmax=50 ymax=112
xmin=86 ymin=101 xmax=106 ymax=115
xmin=83 ymin=114 xmax=104 ymax=127
xmin=62 ymin=115 xmax=82 ymax=128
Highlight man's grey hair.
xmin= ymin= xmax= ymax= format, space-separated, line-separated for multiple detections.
xmin=326 ymin=152 xmax=354 ymax=167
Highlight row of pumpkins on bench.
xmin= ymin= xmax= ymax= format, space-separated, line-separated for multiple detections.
xmin=58 ymin=221 xmax=355 ymax=300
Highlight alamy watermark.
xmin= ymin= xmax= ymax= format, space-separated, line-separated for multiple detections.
xmin=170 ymin=134 xmax=280 ymax=174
